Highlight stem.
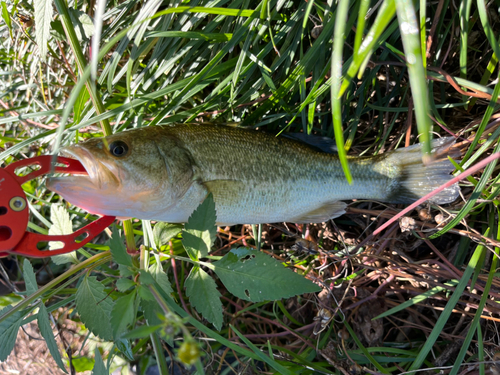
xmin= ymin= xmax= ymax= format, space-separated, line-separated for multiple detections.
xmin=150 ymin=332 xmax=169 ymax=374
xmin=170 ymin=241 xmax=191 ymax=315
xmin=0 ymin=251 xmax=111 ymax=324
xmin=53 ymin=0 xmax=112 ymax=136
xmin=123 ymin=220 xmax=137 ymax=253
xmin=54 ymin=0 xmax=137 ymax=253
xmin=148 ymin=285 xmax=264 ymax=362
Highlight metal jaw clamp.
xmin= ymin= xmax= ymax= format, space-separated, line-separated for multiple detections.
xmin=0 ymin=156 xmax=116 ymax=258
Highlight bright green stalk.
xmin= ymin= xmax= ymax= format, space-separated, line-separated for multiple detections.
xmin=395 ymin=0 xmax=432 ymax=158
xmin=331 ymin=0 xmax=352 ymax=183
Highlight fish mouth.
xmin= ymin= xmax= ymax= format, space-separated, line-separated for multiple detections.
xmin=56 ymin=145 xmax=119 ymax=190
xmin=46 ymin=145 xmax=122 ymax=216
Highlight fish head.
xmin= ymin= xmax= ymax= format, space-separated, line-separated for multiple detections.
xmin=47 ymin=129 xmax=195 ymax=218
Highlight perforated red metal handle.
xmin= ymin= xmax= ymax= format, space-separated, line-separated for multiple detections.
xmin=0 ymin=156 xmax=115 ymax=258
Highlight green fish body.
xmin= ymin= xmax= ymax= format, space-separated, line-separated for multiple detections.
xmin=47 ymin=124 xmax=459 ymax=225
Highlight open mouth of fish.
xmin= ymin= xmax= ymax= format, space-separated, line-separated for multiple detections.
xmin=48 ymin=146 xmax=119 ymax=191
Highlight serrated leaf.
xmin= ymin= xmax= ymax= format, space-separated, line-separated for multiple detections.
xmin=22 ymin=259 xmax=37 ymax=296
xmin=49 ymin=206 xmax=73 ymax=239
xmin=110 ymin=291 xmax=136 ymax=338
xmin=0 ymin=306 xmax=24 ymax=361
xmin=68 ymin=8 xmax=94 ymax=42
xmin=75 ymin=276 xmax=114 ymax=341
xmin=118 ymin=264 xmax=135 ymax=277
xmin=212 ymin=248 xmax=321 ymax=302
xmin=116 ymin=278 xmax=135 ymax=292
xmin=185 ymin=267 xmax=223 ymax=330
xmin=77 ymin=11 xmax=94 ymax=38
xmin=141 ymin=300 xmax=163 ymax=326
xmin=115 ymin=339 xmax=134 ymax=361
xmin=138 ymin=269 xmax=156 ymax=286
xmin=153 ymin=222 xmax=182 ymax=248
xmin=182 ymin=194 xmax=217 ymax=261
xmin=149 ymin=262 xmax=174 ymax=296
xmin=33 ymin=0 xmax=53 ymax=60
xmin=137 ymin=285 xmax=155 ymax=302
xmin=49 ymin=205 xmax=78 ymax=265
xmin=91 ymin=348 xmax=108 ymax=375
xmin=109 ymin=227 xmax=132 ymax=267
xmin=37 ymin=303 xmax=66 ymax=373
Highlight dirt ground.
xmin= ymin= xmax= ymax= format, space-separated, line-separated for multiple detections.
xmin=0 ymin=320 xmax=77 ymax=375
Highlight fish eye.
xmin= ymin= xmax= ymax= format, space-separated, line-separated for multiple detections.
xmin=109 ymin=141 xmax=129 ymax=157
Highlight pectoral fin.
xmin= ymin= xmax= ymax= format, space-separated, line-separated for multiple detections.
xmin=291 ymin=201 xmax=347 ymax=223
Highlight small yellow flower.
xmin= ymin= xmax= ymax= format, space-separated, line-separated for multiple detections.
xmin=177 ymin=341 xmax=200 ymax=365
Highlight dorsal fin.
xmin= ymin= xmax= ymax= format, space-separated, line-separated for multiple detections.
xmin=283 ymin=133 xmax=338 ymax=154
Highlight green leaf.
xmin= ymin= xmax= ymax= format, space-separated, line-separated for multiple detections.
xmin=1 ymin=2 xmax=12 ymax=39
xmin=185 ymin=266 xmax=223 ymax=331
xmin=149 ymin=262 xmax=174 ymax=296
xmin=141 ymin=300 xmax=163 ymax=326
xmin=91 ymin=348 xmax=108 ymax=375
xmin=374 ymin=280 xmax=460 ymax=319
xmin=138 ymin=269 xmax=155 ymax=286
xmin=119 ymin=264 xmax=135 ymax=278
xmin=153 ymin=6 xmax=258 ymax=19
xmin=72 ymin=356 xmax=95 ymax=372
xmin=153 ymin=222 xmax=182 ymax=248
xmin=115 ymin=339 xmax=134 ymax=361
xmin=50 ymin=19 xmax=66 ymax=40
xmin=137 ymin=285 xmax=155 ymax=302
xmin=211 ymin=248 xmax=320 ymax=302
xmin=0 ymin=306 xmax=23 ymax=361
xmin=0 ymin=295 xmax=23 ymax=308
xmin=75 ymin=276 xmax=114 ymax=341
xmin=110 ymin=291 xmax=137 ymax=338
xmin=68 ymin=8 xmax=95 ymax=42
xmin=49 ymin=205 xmax=78 ymax=265
xmin=122 ymin=324 xmax=162 ymax=339
xmin=74 ymin=87 xmax=90 ymax=123
xmin=22 ymin=259 xmax=38 ymax=296
xmin=116 ymin=278 xmax=135 ymax=292
xmin=144 ymin=31 xmax=232 ymax=42
xmin=182 ymin=194 xmax=217 ymax=261
xmin=330 ymin=0 xmax=353 ymax=183
xmin=37 ymin=303 xmax=67 ymax=373
xmin=395 ymin=0 xmax=432 ymax=156
xmin=109 ymin=227 xmax=132 ymax=267
xmin=33 ymin=0 xmax=53 ymax=60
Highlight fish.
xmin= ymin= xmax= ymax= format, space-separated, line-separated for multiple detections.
xmin=47 ymin=124 xmax=460 ymax=225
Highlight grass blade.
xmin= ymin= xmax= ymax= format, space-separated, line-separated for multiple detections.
xmin=395 ymin=0 xmax=431 ymax=157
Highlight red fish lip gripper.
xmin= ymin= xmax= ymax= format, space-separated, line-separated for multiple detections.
xmin=0 ymin=156 xmax=115 ymax=258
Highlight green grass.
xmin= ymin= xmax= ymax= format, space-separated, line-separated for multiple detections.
xmin=0 ymin=0 xmax=499 ymax=373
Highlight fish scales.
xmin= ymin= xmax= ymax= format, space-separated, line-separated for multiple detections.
xmin=47 ymin=124 xmax=460 ymax=225
xmin=169 ymin=125 xmax=390 ymax=223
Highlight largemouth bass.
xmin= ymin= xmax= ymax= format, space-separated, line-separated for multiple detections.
xmin=47 ymin=124 xmax=460 ymax=225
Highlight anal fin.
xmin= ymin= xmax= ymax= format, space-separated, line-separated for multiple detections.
xmin=291 ymin=201 xmax=347 ymax=223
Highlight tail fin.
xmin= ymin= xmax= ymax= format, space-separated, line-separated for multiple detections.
xmin=384 ymin=137 xmax=460 ymax=204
